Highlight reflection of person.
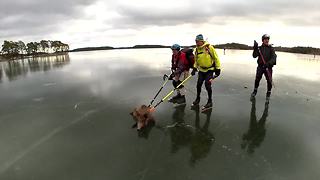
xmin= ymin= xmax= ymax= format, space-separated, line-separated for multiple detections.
xmin=168 ymin=44 xmax=190 ymax=105
xmin=241 ymin=98 xmax=269 ymax=154
xmin=251 ymin=34 xmax=277 ymax=101
xmin=190 ymin=106 xmax=214 ymax=166
xmin=168 ymin=104 xmax=214 ymax=166
xmin=169 ymin=104 xmax=193 ymax=153
xmin=191 ymin=34 xmax=221 ymax=109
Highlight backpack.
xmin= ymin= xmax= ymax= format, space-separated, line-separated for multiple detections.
xmin=181 ymin=48 xmax=195 ymax=69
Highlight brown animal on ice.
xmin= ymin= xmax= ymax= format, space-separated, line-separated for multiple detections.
xmin=130 ymin=105 xmax=155 ymax=131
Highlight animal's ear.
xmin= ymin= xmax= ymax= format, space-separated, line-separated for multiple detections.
xmin=130 ymin=112 xmax=133 ymax=116
xmin=131 ymin=123 xmax=137 ymax=128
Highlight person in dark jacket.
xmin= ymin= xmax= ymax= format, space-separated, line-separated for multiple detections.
xmin=251 ymin=34 xmax=277 ymax=100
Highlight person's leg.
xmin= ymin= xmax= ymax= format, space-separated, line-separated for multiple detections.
xmin=193 ymin=71 xmax=205 ymax=105
xmin=169 ymin=75 xmax=182 ymax=102
xmin=175 ymin=71 xmax=189 ymax=104
xmin=264 ymin=68 xmax=273 ymax=99
xmin=204 ymin=70 xmax=214 ymax=102
xmin=252 ymin=66 xmax=264 ymax=97
xmin=203 ymin=70 xmax=214 ymax=108
xmin=197 ymin=72 xmax=205 ymax=98
xmin=178 ymin=71 xmax=189 ymax=96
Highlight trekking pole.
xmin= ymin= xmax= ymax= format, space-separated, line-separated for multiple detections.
xmin=152 ymin=75 xmax=192 ymax=109
xmin=148 ymin=74 xmax=169 ymax=107
xmin=255 ymin=40 xmax=275 ymax=88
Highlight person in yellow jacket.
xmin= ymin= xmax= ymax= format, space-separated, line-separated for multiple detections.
xmin=191 ymin=34 xmax=221 ymax=110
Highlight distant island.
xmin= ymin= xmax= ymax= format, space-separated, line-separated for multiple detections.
xmin=69 ymin=45 xmax=170 ymax=52
xmin=0 ymin=40 xmax=69 ymax=61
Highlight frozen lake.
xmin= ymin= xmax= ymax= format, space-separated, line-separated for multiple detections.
xmin=0 ymin=48 xmax=319 ymax=180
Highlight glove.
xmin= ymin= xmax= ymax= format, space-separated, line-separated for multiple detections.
xmin=168 ymin=73 xmax=174 ymax=80
xmin=191 ymin=68 xmax=197 ymax=76
xmin=214 ymin=69 xmax=221 ymax=77
xmin=163 ymin=74 xmax=169 ymax=81
xmin=253 ymin=40 xmax=258 ymax=50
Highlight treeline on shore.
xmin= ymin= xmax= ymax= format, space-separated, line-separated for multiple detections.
xmin=0 ymin=40 xmax=69 ymax=59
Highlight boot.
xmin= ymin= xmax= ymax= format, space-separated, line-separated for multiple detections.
xmin=168 ymin=93 xmax=181 ymax=103
xmin=192 ymin=97 xmax=200 ymax=106
xmin=251 ymin=88 xmax=257 ymax=98
xmin=202 ymin=99 xmax=213 ymax=110
xmin=175 ymin=95 xmax=186 ymax=105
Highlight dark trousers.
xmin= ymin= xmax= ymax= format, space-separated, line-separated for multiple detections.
xmin=196 ymin=70 xmax=214 ymax=101
xmin=254 ymin=66 xmax=273 ymax=91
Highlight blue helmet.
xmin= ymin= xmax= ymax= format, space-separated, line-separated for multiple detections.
xmin=171 ymin=44 xmax=181 ymax=51
xmin=195 ymin=34 xmax=204 ymax=41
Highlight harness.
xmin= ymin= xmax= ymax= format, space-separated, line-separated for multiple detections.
xmin=195 ymin=45 xmax=215 ymax=69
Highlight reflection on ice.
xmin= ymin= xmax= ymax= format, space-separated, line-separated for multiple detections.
xmin=0 ymin=54 xmax=70 ymax=82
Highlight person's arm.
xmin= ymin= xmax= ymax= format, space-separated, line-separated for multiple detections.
xmin=193 ymin=49 xmax=198 ymax=69
xmin=210 ymin=46 xmax=221 ymax=78
xmin=191 ymin=49 xmax=198 ymax=76
xmin=252 ymin=41 xmax=259 ymax=58
xmin=171 ymin=55 xmax=175 ymax=71
xmin=253 ymin=49 xmax=259 ymax=58
xmin=268 ymin=47 xmax=277 ymax=66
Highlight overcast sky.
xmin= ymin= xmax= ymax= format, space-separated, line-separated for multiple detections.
xmin=1 ymin=0 xmax=319 ymax=49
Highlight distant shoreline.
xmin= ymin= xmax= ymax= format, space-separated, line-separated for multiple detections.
xmin=68 ymin=45 xmax=171 ymax=52
xmin=70 ymin=43 xmax=319 ymax=56
xmin=1 ymin=43 xmax=318 ymax=61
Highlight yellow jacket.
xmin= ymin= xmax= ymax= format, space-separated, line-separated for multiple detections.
xmin=194 ymin=42 xmax=221 ymax=72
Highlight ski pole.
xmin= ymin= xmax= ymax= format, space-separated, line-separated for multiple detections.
xmin=152 ymin=74 xmax=192 ymax=109
xmin=148 ymin=74 xmax=169 ymax=107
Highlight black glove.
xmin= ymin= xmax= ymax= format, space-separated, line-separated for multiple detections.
xmin=163 ymin=74 xmax=169 ymax=81
xmin=191 ymin=68 xmax=197 ymax=76
xmin=168 ymin=73 xmax=174 ymax=80
xmin=253 ymin=40 xmax=258 ymax=50
xmin=214 ymin=69 xmax=221 ymax=77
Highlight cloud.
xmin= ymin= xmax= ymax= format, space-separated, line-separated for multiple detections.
xmin=0 ymin=0 xmax=97 ymax=37
xmin=0 ymin=0 xmax=319 ymax=48
xmin=109 ymin=0 xmax=320 ymax=28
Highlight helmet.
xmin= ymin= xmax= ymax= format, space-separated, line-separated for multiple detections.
xmin=171 ymin=44 xmax=181 ymax=51
xmin=262 ymin=34 xmax=270 ymax=40
xmin=195 ymin=34 xmax=204 ymax=41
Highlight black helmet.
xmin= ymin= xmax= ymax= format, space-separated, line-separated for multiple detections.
xmin=262 ymin=34 xmax=270 ymax=40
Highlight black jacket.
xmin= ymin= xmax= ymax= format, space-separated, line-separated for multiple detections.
xmin=253 ymin=45 xmax=277 ymax=67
